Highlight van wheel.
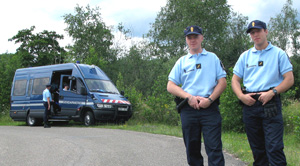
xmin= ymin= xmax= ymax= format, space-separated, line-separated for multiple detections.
xmin=84 ymin=111 xmax=95 ymax=126
xmin=26 ymin=114 xmax=37 ymax=126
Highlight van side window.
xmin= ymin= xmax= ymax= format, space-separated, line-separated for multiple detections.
xmin=13 ymin=80 xmax=27 ymax=96
xmin=32 ymin=77 xmax=50 ymax=95
xmin=27 ymin=79 xmax=33 ymax=96
xmin=70 ymin=79 xmax=77 ymax=92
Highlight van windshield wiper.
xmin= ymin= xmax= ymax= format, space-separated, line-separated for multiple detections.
xmin=90 ymin=89 xmax=118 ymax=94
xmin=90 ymin=89 xmax=105 ymax=92
xmin=103 ymin=91 xmax=118 ymax=94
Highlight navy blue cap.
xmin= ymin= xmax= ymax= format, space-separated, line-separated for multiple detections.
xmin=46 ymin=84 xmax=51 ymax=87
xmin=184 ymin=25 xmax=203 ymax=36
xmin=246 ymin=20 xmax=267 ymax=33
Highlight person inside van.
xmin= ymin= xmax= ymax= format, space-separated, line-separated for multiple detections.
xmin=63 ymin=84 xmax=69 ymax=91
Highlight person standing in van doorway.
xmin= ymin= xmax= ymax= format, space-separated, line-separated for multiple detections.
xmin=231 ymin=20 xmax=294 ymax=165
xmin=167 ymin=25 xmax=227 ymax=166
xmin=43 ymin=84 xmax=52 ymax=128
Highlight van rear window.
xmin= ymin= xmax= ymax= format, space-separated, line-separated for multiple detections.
xmin=32 ymin=77 xmax=50 ymax=95
xmin=13 ymin=80 xmax=27 ymax=96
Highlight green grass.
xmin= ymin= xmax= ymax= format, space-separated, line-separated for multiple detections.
xmin=0 ymin=115 xmax=24 ymax=126
xmin=222 ymin=132 xmax=252 ymax=165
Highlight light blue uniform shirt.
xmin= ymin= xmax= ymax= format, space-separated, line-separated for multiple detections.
xmin=168 ymin=49 xmax=226 ymax=97
xmin=43 ymin=88 xmax=52 ymax=102
xmin=233 ymin=42 xmax=293 ymax=92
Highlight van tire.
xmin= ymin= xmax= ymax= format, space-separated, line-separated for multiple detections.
xmin=26 ymin=114 xmax=37 ymax=126
xmin=84 ymin=111 xmax=95 ymax=126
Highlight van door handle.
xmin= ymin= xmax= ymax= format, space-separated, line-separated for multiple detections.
xmin=60 ymin=96 xmax=64 ymax=99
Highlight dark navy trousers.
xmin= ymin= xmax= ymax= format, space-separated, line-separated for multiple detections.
xmin=43 ymin=102 xmax=50 ymax=125
xmin=180 ymin=103 xmax=224 ymax=166
xmin=243 ymin=96 xmax=287 ymax=166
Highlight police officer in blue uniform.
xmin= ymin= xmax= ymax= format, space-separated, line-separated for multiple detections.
xmin=167 ymin=25 xmax=227 ymax=166
xmin=43 ymin=84 xmax=52 ymax=128
xmin=232 ymin=20 xmax=294 ymax=166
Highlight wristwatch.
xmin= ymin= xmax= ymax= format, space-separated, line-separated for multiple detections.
xmin=208 ymin=97 xmax=214 ymax=103
xmin=272 ymin=88 xmax=278 ymax=95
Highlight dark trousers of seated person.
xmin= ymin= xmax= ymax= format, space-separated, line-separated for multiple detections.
xmin=180 ymin=103 xmax=224 ymax=166
xmin=43 ymin=102 xmax=51 ymax=125
xmin=243 ymin=95 xmax=286 ymax=166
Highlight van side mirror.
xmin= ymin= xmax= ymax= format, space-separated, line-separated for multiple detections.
xmin=121 ymin=91 xmax=125 ymax=96
xmin=68 ymin=76 xmax=76 ymax=80
xmin=80 ymin=87 xmax=87 ymax=95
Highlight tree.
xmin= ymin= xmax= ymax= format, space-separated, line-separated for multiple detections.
xmin=63 ymin=5 xmax=114 ymax=64
xmin=0 ymin=53 xmax=21 ymax=115
xmin=222 ymin=12 xmax=251 ymax=68
xmin=147 ymin=0 xmax=231 ymax=60
xmin=268 ymin=0 xmax=300 ymax=98
xmin=9 ymin=26 xmax=66 ymax=67
xmin=268 ymin=0 xmax=300 ymax=56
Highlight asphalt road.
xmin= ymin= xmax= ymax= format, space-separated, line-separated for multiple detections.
xmin=0 ymin=126 xmax=247 ymax=166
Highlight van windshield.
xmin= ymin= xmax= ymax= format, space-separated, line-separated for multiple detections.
xmin=85 ymin=79 xmax=119 ymax=94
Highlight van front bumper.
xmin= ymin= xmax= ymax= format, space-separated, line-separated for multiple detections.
xmin=93 ymin=106 xmax=132 ymax=121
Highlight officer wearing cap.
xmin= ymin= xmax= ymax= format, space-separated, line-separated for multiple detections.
xmin=232 ymin=20 xmax=294 ymax=165
xmin=167 ymin=25 xmax=227 ymax=166
xmin=43 ymin=84 xmax=52 ymax=128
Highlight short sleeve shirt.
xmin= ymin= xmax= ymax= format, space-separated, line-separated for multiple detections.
xmin=168 ymin=49 xmax=226 ymax=97
xmin=43 ymin=89 xmax=52 ymax=102
xmin=233 ymin=42 xmax=293 ymax=92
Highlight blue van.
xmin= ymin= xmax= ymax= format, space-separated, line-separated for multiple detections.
xmin=10 ymin=63 xmax=132 ymax=126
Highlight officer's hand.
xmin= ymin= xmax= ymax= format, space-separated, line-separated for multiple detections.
xmin=197 ymin=97 xmax=210 ymax=108
xmin=188 ymin=96 xmax=200 ymax=110
xmin=240 ymin=93 xmax=256 ymax=106
xmin=258 ymin=91 xmax=274 ymax=106
xmin=48 ymin=105 xmax=51 ymax=110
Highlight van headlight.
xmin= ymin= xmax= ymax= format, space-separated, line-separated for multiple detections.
xmin=97 ymin=104 xmax=113 ymax=109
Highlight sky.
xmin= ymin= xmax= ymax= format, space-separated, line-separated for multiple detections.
xmin=0 ymin=0 xmax=299 ymax=54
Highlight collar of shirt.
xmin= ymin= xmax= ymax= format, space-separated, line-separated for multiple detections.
xmin=187 ymin=48 xmax=208 ymax=59
xmin=251 ymin=42 xmax=273 ymax=53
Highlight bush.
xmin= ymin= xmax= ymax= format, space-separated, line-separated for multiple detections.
xmin=282 ymin=100 xmax=300 ymax=136
xmin=220 ymin=68 xmax=244 ymax=132
xmin=116 ymin=72 xmax=180 ymax=125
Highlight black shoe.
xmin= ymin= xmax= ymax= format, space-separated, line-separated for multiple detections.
xmin=44 ymin=124 xmax=51 ymax=128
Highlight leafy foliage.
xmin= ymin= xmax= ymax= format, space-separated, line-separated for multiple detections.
xmin=0 ymin=53 xmax=21 ymax=117
xmin=220 ymin=68 xmax=244 ymax=132
xmin=147 ymin=0 xmax=230 ymax=59
xmin=268 ymin=0 xmax=300 ymax=56
xmin=63 ymin=5 xmax=114 ymax=64
xmin=9 ymin=26 xmax=66 ymax=67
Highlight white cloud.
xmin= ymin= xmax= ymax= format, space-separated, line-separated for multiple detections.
xmin=228 ymin=0 xmax=300 ymax=23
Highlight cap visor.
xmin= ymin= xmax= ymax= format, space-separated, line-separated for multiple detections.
xmin=185 ymin=32 xmax=201 ymax=36
xmin=247 ymin=26 xmax=263 ymax=33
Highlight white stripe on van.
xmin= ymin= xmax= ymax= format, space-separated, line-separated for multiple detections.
xmin=59 ymin=101 xmax=86 ymax=105
xmin=12 ymin=101 xmax=94 ymax=107
xmin=11 ymin=103 xmax=43 ymax=107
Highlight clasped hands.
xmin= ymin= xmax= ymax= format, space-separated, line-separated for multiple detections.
xmin=240 ymin=90 xmax=275 ymax=106
xmin=188 ymin=96 xmax=211 ymax=110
